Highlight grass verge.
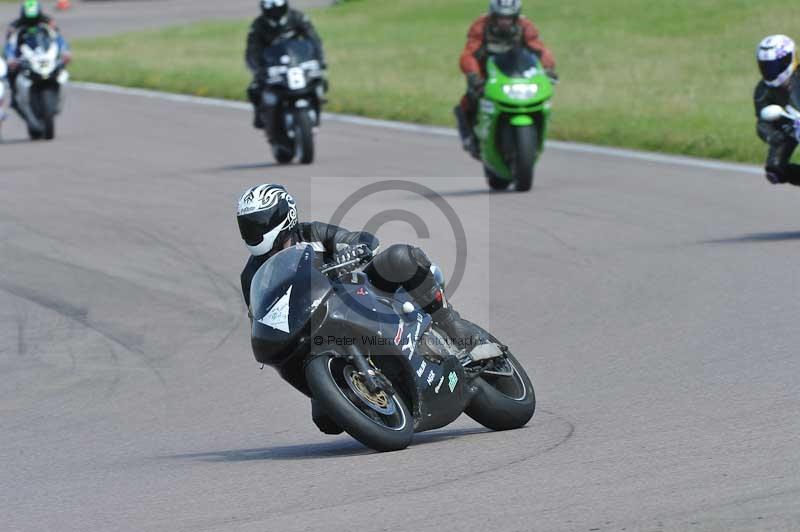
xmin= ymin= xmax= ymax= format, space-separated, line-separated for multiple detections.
xmin=69 ymin=0 xmax=800 ymax=164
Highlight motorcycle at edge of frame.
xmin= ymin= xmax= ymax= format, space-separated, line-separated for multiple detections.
xmin=248 ymin=244 xmax=536 ymax=452
xmin=10 ymin=24 xmax=69 ymax=141
xmin=259 ymin=38 xmax=326 ymax=165
xmin=472 ymin=47 xmax=555 ymax=192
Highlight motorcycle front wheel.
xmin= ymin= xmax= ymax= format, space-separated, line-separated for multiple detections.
xmin=305 ymin=354 xmax=413 ymax=452
xmin=294 ymin=110 xmax=315 ymax=165
xmin=511 ymin=125 xmax=537 ymax=192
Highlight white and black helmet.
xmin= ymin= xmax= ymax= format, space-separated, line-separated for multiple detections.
xmin=757 ymin=35 xmax=798 ymax=88
xmin=489 ymin=0 xmax=522 ymax=17
xmin=261 ymin=0 xmax=289 ymax=27
xmin=237 ymin=184 xmax=298 ymax=257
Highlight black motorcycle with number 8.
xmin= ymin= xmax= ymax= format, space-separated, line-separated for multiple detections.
xmin=249 ymin=244 xmax=536 ymax=452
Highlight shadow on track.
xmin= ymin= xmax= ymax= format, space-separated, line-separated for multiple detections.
xmin=212 ymin=162 xmax=280 ymax=172
xmin=0 ymin=138 xmax=34 ymax=146
xmin=167 ymin=427 xmax=491 ymax=462
xmin=416 ymin=188 xmax=516 ymax=200
xmin=702 ymin=231 xmax=800 ymax=244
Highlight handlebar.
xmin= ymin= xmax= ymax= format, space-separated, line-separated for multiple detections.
xmin=320 ymin=256 xmax=364 ymax=275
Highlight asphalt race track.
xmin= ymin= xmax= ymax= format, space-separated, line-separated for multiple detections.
xmin=2 ymin=3 xmax=800 ymax=532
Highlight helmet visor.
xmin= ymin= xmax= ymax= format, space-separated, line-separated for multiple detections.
xmin=760 ymin=54 xmax=793 ymax=82
xmin=264 ymin=4 xmax=288 ymax=21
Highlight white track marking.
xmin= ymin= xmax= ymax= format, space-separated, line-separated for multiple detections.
xmin=72 ymin=81 xmax=762 ymax=176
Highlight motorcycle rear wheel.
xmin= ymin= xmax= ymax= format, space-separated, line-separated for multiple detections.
xmin=305 ymin=354 xmax=413 ymax=452
xmin=465 ymin=351 xmax=535 ymax=431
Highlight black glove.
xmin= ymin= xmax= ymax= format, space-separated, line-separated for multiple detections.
xmin=467 ymin=73 xmax=485 ymax=98
xmin=546 ymin=69 xmax=559 ymax=84
xmin=779 ymin=120 xmax=799 ymax=141
xmin=333 ymin=244 xmax=373 ymax=271
xmin=768 ymin=128 xmax=789 ymax=145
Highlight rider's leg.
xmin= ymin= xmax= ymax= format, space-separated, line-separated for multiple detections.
xmin=766 ymin=139 xmax=800 ymax=185
xmin=247 ymin=81 xmax=264 ymax=129
xmin=454 ymin=92 xmax=479 ymax=157
xmin=364 ymin=244 xmax=479 ymax=353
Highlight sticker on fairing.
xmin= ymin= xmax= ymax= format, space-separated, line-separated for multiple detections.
xmin=448 ymin=371 xmax=459 ymax=393
xmin=259 ymin=286 xmax=292 ymax=333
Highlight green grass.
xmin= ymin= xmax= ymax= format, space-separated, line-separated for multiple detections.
xmin=70 ymin=0 xmax=800 ymax=163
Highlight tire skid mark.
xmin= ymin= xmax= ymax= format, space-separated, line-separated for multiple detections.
xmin=131 ymin=227 xmax=243 ymax=354
xmin=235 ymin=410 xmax=576 ymax=522
xmin=0 ymin=282 xmax=167 ymax=387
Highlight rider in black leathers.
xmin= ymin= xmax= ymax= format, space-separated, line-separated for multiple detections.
xmin=245 ymin=0 xmax=324 ymax=138
xmin=754 ymin=35 xmax=800 ymax=185
xmin=237 ymin=184 xmax=480 ymax=435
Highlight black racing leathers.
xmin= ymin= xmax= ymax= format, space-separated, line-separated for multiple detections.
xmin=244 ymin=9 xmax=323 ymax=133
xmin=754 ymin=74 xmax=800 ymax=185
xmin=245 ymin=9 xmax=323 ymax=75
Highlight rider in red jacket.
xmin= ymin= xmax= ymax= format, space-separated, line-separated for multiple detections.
xmin=455 ymin=0 xmax=556 ymax=156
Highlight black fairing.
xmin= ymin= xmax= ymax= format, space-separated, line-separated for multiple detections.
xmin=250 ymin=245 xmax=331 ymax=368
xmin=493 ymin=47 xmax=541 ymax=78
xmin=320 ymin=277 xmax=471 ymax=432
xmin=249 ymin=250 xmax=473 ymax=433
xmin=262 ymin=39 xmax=323 ymax=95
xmin=263 ymin=39 xmax=318 ymax=70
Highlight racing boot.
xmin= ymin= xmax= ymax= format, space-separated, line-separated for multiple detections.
xmin=253 ymin=107 xmax=265 ymax=129
xmin=453 ymin=105 xmax=480 ymax=160
xmin=416 ymin=284 xmax=480 ymax=354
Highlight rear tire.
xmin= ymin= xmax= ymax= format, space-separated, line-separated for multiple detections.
xmin=465 ymin=351 xmax=535 ymax=431
xmin=305 ymin=354 xmax=414 ymax=452
xmin=511 ymin=125 xmax=537 ymax=192
xmin=295 ymin=111 xmax=315 ymax=165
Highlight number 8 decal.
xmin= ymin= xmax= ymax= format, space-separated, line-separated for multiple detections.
xmin=287 ymin=67 xmax=306 ymax=90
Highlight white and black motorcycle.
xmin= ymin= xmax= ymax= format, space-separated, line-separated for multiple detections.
xmin=9 ymin=24 xmax=69 ymax=140
xmin=259 ymin=38 xmax=326 ymax=165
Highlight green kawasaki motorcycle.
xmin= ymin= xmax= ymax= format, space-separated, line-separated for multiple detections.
xmin=469 ymin=48 xmax=555 ymax=192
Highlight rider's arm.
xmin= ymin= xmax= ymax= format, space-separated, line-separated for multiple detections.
xmin=245 ymin=18 xmax=266 ymax=73
xmin=296 ymin=12 xmax=325 ymax=63
xmin=459 ymin=17 xmax=485 ymax=76
xmin=520 ymin=17 xmax=555 ymax=70
xmin=754 ymin=82 xmax=784 ymax=144
xmin=311 ymin=222 xmax=380 ymax=255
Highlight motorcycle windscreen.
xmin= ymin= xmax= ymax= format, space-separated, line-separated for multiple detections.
xmin=20 ymin=26 xmax=53 ymax=52
xmin=250 ymin=244 xmax=332 ymax=364
xmin=263 ymin=39 xmax=319 ymax=68
xmin=493 ymin=47 xmax=540 ymax=78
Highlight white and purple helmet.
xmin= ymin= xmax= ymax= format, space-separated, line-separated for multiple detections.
xmin=757 ymin=35 xmax=797 ymax=87
xmin=237 ymin=184 xmax=298 ymax=257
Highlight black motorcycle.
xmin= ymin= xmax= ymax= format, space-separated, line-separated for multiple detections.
xmin=259 ymin=39 xmax=325 ymax=165
xmin=249 ymin=245 xmax=536 ymax=452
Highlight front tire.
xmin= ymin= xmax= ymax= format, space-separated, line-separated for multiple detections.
xmin=305 ymin=354 xmax=414 ymax=452
xmin=465 ymin=352 xmax=535 ymax=431
xmin=511 ymin=125 xmax=537 ymax=192
xmin=41 ymin=88 xmax=58 ymax=140
xmin=295 ymin=111 xmax=315 ymax=165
